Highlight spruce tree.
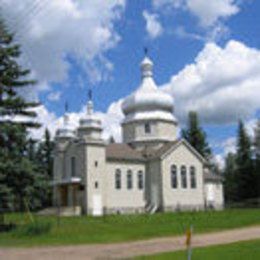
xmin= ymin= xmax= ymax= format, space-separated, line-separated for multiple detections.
xmin=182 ymin=111 xmax=212 ymax=159
xmin=235 ymin=120 xmax=255 ymax=201
xmin=223 ymin=153 xmax=237 ymax=203
xmin=253 ymin=120 xmax=260 ymax=198
xmin=0 ymin=19 xmax=39 ymax=211
xmin=34 ymin=129 xmax=54 ymax=207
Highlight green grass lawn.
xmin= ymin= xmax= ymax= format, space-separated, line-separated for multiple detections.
xmin=135 ymin=239 xmax=260 ymax=259
xmin=0 ymin=208 xmax=259 ymax=247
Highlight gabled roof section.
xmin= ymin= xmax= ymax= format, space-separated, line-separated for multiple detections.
xmin=144 ymin=139 xmax=206 ymax=163
xmin=106 ymin=143 xmax=145 ymax=162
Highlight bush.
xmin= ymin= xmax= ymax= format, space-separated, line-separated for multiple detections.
xmin=17 ymin=221 xmax=52 ymax=236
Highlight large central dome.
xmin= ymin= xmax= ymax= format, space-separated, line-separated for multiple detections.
xmin=122 ymin=55 xmax=176 ymax=123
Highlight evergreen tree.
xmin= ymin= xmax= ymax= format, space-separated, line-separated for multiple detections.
xmin=223 ymin=153 xmax=237 ymax=203
xmin=235 ymin=120 xmax=255 ymax=201
xmin=0 ymin=19 xmax=39 ymax=211
xmin=34 ymin=129 xmax=54 ymax=207
xmin=253 ymin=120 xmax=260 ymax=197
xmin=182 ymin=111 xmax=212 ymax=159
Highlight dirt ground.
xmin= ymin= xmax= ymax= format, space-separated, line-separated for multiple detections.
xmin=0 ymin=226 xmax=260 ymax=260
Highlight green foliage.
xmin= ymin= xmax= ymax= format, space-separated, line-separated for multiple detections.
xmin=223 ymin=153 xmax=237 ymax=203
xmin=16 ymin=221 xmax=52 ymax=237
xmin=33 ymin=128 xmax=54 ymax=208
xmin=0 ymin=19 xmax=44 ymax=213
xmin=182 ymin=111 xmax=212 ymax=159
xmin=0 ymin=20 xmax=38 ymax=125
xmin=235 ymin=121 xmax=255 ymax=200
xmin=224 ymin=120 xmax=259 ymax=203
xmin=253 ymin=120 xmax=260 ymax=197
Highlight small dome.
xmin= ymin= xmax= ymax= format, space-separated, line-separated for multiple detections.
xmin=122 ymin=55 xmax=176 ymax=123
xmin=56 ymin=114 xmax=75 ymax=138
xmin=79 ymin=100 xmax=102 ymax=129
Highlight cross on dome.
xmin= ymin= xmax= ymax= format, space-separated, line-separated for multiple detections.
xmin=140 ymin=51 xmax=153 ymax=79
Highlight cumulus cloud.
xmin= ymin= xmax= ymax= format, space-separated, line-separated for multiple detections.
xmin=30 ymin=99 xmax=124 ymax=142
xmin=186 ymin=0 xmax=239 ymax=27
xmin=143 ymin=10 xmax=163 ymax=39
xmin=162 ymin=40 xmax=260 ymax=124
xmin=0 ymin=0 xmax=125 ymax=86
xmin=153 ymin=0 xmax=239 ymax=27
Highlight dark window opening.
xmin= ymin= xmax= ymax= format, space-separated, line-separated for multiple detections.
xmin=181 ymin=165 xmax=187 ymax=189
xmin=171 ymin=165 xmax=178 ymax=188
xmin=71 ymin=157 xmax=76 ymax=177
xmin=144 ymin=123 xmax=151 ymax=134
xmin=115 ymin=169 xmax=121 ymax=189
xmin=190 ymin=166 xmax=197 ymax=189
xmin=94 ymin=181 xmax=99 ymax=189
xmin=127 ymin=170 xmax=133 ymax=189
xmin=138 ymin=171 xmax=144 ymax=190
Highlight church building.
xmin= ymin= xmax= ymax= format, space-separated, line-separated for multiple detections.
xmin=52 ymin=54 xmax=224 ymax=216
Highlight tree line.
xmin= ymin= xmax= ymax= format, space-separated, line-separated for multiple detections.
xmin=224 ymin=120 xmax=260 ymax=204
xmin=182 ymin=112 xmax=260 ymax=205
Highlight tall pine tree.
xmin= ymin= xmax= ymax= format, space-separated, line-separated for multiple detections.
xmin=223 ymin=152 xmax=237 ymax=203
xmin=253 ymin=120 xmax=260 ymax=198
xmin=235 ymin=120 xmax=255 ymax=201
xmin=0 ymin=19 xmax=39 ymax=211
xmin=182 ymin=111 xmax=212 ymax=159
xmin=34 ymin=129 xmax=54 ymax=207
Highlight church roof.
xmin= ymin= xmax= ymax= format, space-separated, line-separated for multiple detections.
xmin=204 ymin=170 xmax=223 ymax=182
xmin=141 ymin=140 xmax=179 ymax=159
xmin=121 ymin=54 xmax=176 ymax=124
xmin=106 ymin=139 xmax=208 ymax=164
xmin=106 ymin=143 xmax=145 ymax=162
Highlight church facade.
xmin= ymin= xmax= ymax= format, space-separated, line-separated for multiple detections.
xmin=52 ymin=55 xmax=224 ymax=216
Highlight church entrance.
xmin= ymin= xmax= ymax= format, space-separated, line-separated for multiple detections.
xmin=92 ymin=194 xmax=103 ymax=216
xmin=59 ymin=186 xmax=68 ymax=206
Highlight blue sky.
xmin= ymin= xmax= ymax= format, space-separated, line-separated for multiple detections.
xmin=1 ymin=0 xmax=260 ymax=165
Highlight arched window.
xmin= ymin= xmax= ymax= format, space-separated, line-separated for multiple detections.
xmin=115 ymin=169 xmax=121 ymax=189
xmin=137 ymin=171 xmax=144 ymax=190
xmin=181 ymin=166 xmax=187 ymax=189
xmin=144 ymin=122 xmax=151 ymax=134
xmin=71 ymin=157 xmax=76 ymax=177
xmin=171 ymin=165 xmax=178 ymax=188
xmin=127 ymin=170 xmax=133 ymax=189
xmin=190 ymin=166 xmax=196 ymax=189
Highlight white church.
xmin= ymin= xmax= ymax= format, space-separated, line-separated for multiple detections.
xmin=52 ymin=54 xmax=224 ymax=216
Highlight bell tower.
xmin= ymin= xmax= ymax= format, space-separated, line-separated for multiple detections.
xmin=121 ymin=52 xmax=178 ymax=150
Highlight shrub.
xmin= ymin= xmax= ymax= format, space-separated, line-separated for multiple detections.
xmin=17 ymin=221 xmax=52 ymax=236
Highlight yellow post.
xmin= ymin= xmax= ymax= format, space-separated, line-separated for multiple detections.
xmin=186 ymin=225 xmax=193 ymax=260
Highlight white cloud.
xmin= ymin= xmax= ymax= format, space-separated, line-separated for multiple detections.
xmin=213 ymin=154 xmax=225 ymax=170
xmin=186 ymin=0 xmax=239 ymax=27
xmin=47 ymin=91 xmax=61 ymax=102
xmin=30 ymin=99 xmax=124 ymax=142
xmin=1 ymin=0 xmax=125 ymax=87
xmin=153 ymin=0 xmax=184 ymax=9
xmin=143 ymin=10 xmax=163 ymax=39
xmin=153 ymin=0 xmax=239 ymax=27
xmin=162 ymin=40 xmax=260 ymax=124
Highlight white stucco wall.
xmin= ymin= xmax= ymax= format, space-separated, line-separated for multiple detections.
xmin=84 ymin=143 xmax=106 ymax=215
xmin=105 ymin=161 xmax=146 ymax=213
xmin=161 ymin=143 xmax=205 ymax=211
xmin=205 ymin=182 xmax=224 ymax=210
xmin=122 ymin=120 xmax=177 ymax=146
